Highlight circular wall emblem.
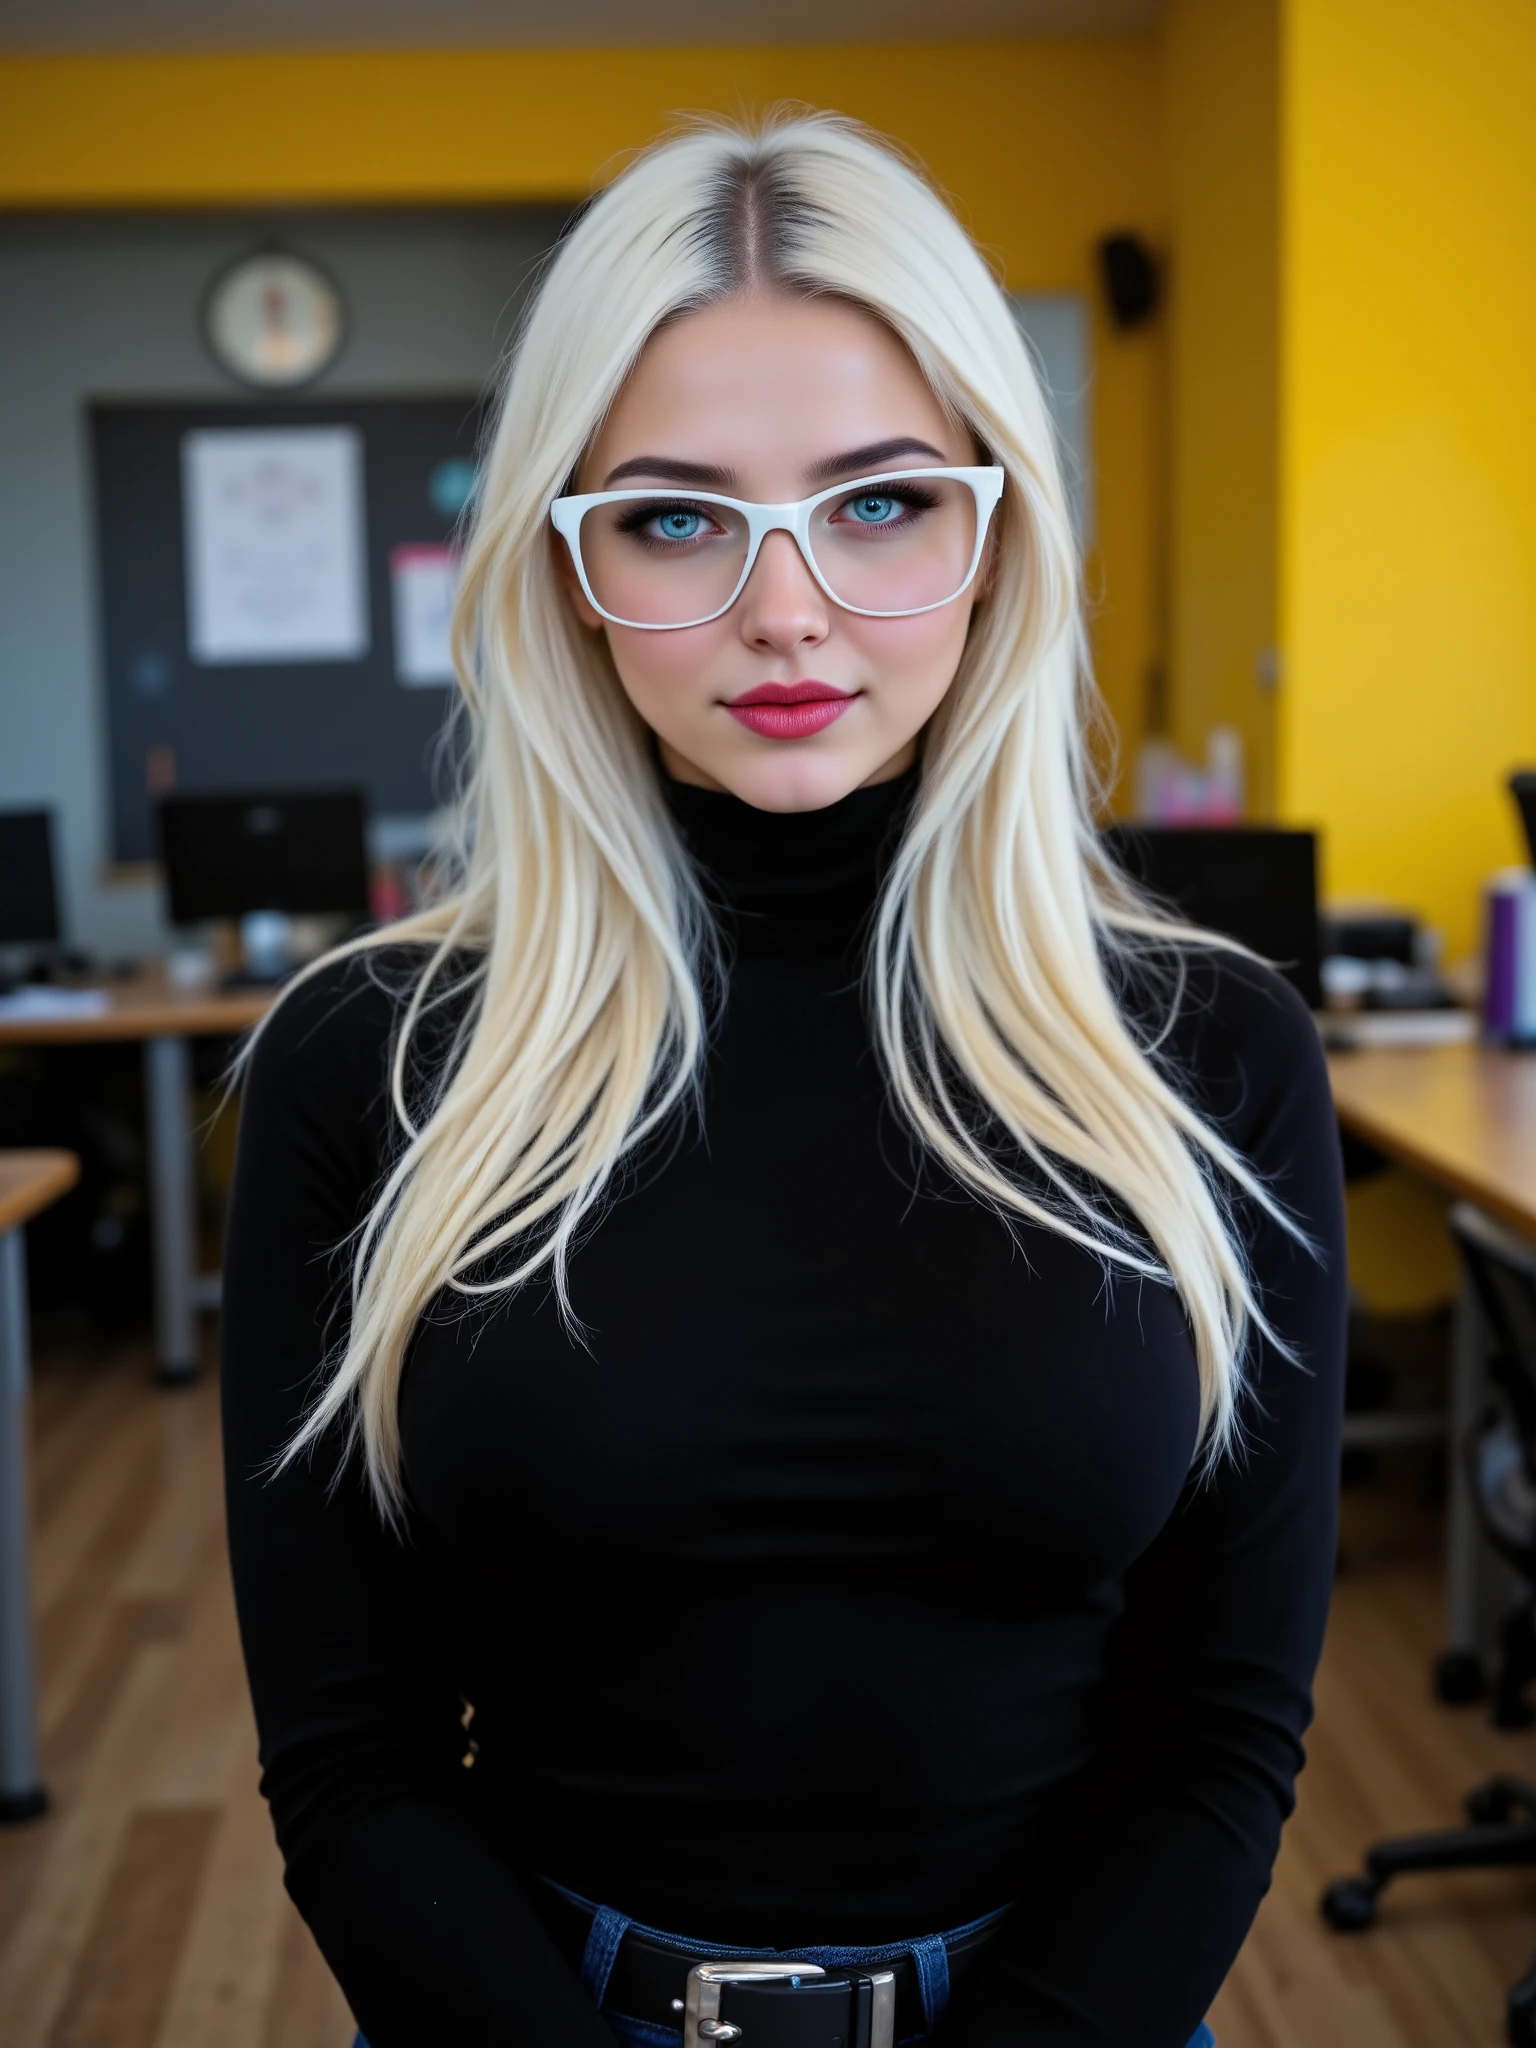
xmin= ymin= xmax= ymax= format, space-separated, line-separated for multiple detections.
xmin=204 ymin=250 xmax=345 ymax=390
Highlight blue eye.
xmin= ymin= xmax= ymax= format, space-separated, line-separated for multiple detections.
xmin=613 ymin=499 xmax=720 ymax=546
xmin=849 ymin=494 xmax=900 ymax=525
xmin=653 ymin=509 xmax=703 ymax=540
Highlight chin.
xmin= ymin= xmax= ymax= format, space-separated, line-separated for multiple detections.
xmin=714 ymin=748 xmax=880 ymax=814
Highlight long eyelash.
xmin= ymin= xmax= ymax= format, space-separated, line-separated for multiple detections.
xmin=829 ymin=484 xmax=942 ymax=542
xmin=613 ymin=498 xmax=712 ymax=534
xmin=846 ymin=484 xmax=941 ymax=513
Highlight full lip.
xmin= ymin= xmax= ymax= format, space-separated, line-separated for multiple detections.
xmin=723 ymin=679 xmax=857 ymax=739
xmin=725 ymin=679 xmax=855 ymax=708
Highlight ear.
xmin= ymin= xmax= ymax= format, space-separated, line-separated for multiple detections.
xmin=552 ymin=527 xmax=605 ymax=632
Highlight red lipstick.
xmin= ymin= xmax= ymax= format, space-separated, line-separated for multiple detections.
xmin=725 ymin=680 xmax=855 ymax=740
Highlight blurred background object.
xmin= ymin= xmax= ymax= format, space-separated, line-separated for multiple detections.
xmin=1105 ymin=819 xmax=1322 ymax=1005
xmin=1482 ymin=774 xmax=1536 ymax=1046
xmin=1133 ymin=726 xmax=1245 ymax=823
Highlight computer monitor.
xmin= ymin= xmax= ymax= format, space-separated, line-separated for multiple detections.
xmin=1510 ymin=771 xmax=1536 ymax=867
xmin=1102 ymin=824 xmax=1323 ymax=1010
xmin=0 ymin=809 xmax=61 ymax=945
xmin=157 ymin=787 xmax=371 ymax=925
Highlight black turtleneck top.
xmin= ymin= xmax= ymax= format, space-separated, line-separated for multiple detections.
xmin=222 ymin=770 xmax=1346 ymax=2048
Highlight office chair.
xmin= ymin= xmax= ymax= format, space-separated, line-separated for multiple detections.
xmin=1321 ymin=1202 xmax=1536 ymax=2046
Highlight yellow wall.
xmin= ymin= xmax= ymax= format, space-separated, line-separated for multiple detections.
xmin=1344 ymin=1171 xmax=1460 ymax=1315
xmin=0 ymin=43 xmax=1166 ymax=780
xmin=1162 ymin=0 xmax=1280 ymax=817
xmin=1279 ymin=0 xmax=1536 ymax=956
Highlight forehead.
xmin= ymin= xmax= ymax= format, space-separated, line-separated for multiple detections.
xmin=581 ymin=295 xmax=964 ymax=488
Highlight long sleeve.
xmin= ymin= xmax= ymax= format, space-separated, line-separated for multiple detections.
xmin=940 ymin=963 xmax=1348 ymax=2048
xmin=221 ymin=956 xmax=616 ymax=2048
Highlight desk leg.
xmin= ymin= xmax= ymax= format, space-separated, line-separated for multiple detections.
xmin=0 ymin=1226 xmax=46 ymax=1822
xmin=145 ymin=1034 xmax=198 ymax=1385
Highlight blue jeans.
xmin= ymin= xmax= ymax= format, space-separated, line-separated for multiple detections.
xmin=354 ymin=1876 xmax=1215 ymax=2046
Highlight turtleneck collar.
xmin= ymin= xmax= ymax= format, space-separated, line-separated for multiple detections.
xmin=662 ymin=764 xmax=919 ymax=956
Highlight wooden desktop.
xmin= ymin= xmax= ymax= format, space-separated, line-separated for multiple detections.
xmin=0 ymin=968 xmax=270 ymax=1046
xmin=1327 ymin=1039 xmax=1536 ymax=1241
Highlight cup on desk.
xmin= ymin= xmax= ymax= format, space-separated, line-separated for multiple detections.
xmin=239 ymin=911 xmax=294 ymax=983
xmin=1483 ymin=869 xmax=1536 ymax=1046
xmin=166 ymin=945 xmax=216 ymax=992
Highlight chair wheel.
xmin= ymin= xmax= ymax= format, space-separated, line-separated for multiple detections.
xmin=1320 ymin=1876 xmax=1379 ymax=1931
xmin=1434 ymin=1648 xmax=1488 ymax=1704
xmin=1469 ymin=1783 xmax=1521 ymax=1825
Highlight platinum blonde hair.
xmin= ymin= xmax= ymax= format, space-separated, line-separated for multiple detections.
xmin=252 ymin=109 xmax=1302 ymax=1519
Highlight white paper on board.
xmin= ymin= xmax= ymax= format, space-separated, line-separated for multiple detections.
xmin=182 ymin=425 xmax=370 ymax=665
xmin=390 ymin=543 xmax=459 ymax=686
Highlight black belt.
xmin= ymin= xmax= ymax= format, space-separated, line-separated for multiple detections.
xmin=534 ymin=1878 xmax=1010 ymax=2047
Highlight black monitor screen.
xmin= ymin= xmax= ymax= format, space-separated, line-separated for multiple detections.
xmin=157 ymin=788 xmax=371 ymax=925
xmin=1511 ymin=771 xmax=1536 ymax=869
xmin=1103 ymin=824 xmax=1322 ymax=1010
xmin=0 ymin=809 xmax=61 ymax=945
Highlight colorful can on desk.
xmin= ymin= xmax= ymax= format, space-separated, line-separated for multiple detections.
xmin=1484 ymin=869 xmax=1536 ymax=1044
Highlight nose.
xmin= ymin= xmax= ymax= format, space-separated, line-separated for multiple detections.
xmin=735 ymin=530 xmax=830 ymax=657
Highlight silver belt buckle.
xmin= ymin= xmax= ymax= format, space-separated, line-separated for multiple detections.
xmin=682 ymin=1958 xmax=895 ymax=2048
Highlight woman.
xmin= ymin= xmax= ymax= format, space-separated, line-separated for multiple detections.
xmin=223 ymin=112 xmax=1345 ymax=2048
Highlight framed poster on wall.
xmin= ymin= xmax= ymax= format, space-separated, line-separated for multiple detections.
xmin=90 ymin=393 xmax=485 ymax=864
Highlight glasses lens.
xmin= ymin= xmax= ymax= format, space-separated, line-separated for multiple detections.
xmin=578 ymin=495 xmax=750 ymax=627
xmin=808 ymin=475 xmax=978 ymax=614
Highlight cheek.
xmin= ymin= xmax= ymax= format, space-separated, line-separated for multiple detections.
xmin=844 ymin=607 xmax=973 ymax=705
xmin=603 ymin=622 xmax=727 ymax=717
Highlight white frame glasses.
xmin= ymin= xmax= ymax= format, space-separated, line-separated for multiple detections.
xmin=549 ymin=465 xmax=1006 ymax=631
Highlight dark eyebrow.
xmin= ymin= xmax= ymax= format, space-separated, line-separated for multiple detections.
xmin=803 ymin=437 xmax=949 ymax=485
xmin=599 ymin=436 xmax=951 ymax=494
xmin=601 ymin=455 xmax=738 ymax=488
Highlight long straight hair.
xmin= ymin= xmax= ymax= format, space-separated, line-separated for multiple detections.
xmin=250 ymin=110 xmax=1304 ymax=1520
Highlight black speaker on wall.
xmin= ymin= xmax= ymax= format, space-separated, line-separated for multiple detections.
xmin=1097 ymin=233 xmax=1161 ymax=329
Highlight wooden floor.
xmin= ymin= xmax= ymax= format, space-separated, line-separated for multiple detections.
xmin=3 ymin=1327 xmax=1536 ymax=2048
xmin=0 ymin=1324 xmax=352 ymax=2048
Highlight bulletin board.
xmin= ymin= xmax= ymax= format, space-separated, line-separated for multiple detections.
xmin=90 ymin=394 xmax=488 ymax=863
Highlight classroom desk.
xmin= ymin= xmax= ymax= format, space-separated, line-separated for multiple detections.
xmin=1326 ymin=1040 xmax=1536 ymax=1240
xmin=0 ymin=1149 xmax=80 ymax=1821
xmin=1326 ymin=1037 xmax=1536 ymax=1673
xmin=0 ymin=973 xmax=272 ymax=1382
